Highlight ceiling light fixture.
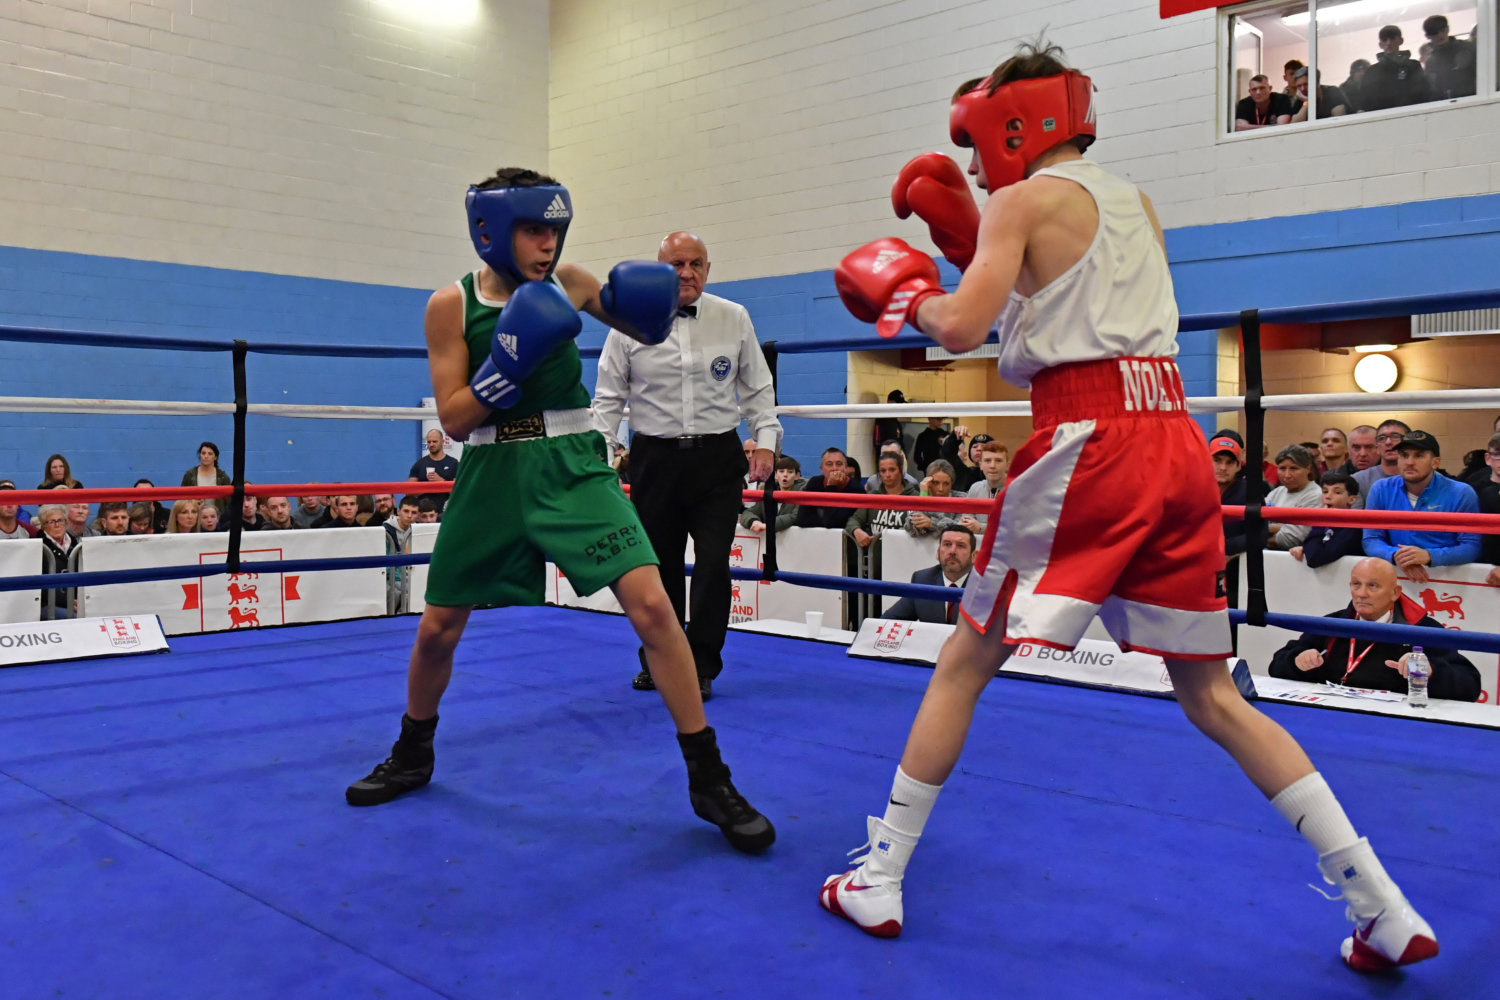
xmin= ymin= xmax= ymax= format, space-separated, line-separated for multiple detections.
xmin=370 ymin=0 xmax=480 ymax=27
xmin=1354 ymin=343 xmax=1398 ymax=353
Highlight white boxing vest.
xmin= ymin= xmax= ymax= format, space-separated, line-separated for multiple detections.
xmin=993 ymin=159 xmax=1179 ymax=389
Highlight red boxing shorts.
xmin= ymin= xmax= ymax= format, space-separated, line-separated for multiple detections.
xmin=960 ymin=357 xmax=1233 ymax=660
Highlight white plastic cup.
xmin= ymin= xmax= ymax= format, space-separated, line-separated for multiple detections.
xmin=805 ymin=611 xmax=824 ymax=638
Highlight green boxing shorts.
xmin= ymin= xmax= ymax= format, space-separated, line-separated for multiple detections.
xmin=424 ymin=416 xmax=657 ymax=608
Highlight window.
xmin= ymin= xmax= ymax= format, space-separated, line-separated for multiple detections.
xmin=1223 ymin=0 xmax=1494 ymax=133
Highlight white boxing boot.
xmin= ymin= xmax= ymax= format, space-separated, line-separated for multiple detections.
xmin=819 ymin=816 xmax=914 ymax=938
xmin=1316 ymin=837 xmax=1439 ymax=973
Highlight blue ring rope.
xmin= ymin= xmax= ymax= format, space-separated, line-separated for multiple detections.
xmin=3 ymin=287 xmax=1498 ymax=358
xmin=8 ymin=555 xmax=1499 ymax=655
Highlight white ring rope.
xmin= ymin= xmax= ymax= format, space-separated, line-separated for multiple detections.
xmin=3 ymin=387 xmax=1498 ymax=422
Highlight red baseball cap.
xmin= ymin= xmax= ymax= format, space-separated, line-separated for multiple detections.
xmin=1209 ymin=436 xmax=1243 ymax=461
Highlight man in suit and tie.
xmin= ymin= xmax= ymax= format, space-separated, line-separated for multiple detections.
xmin=882 ymin=526 xmax=975 ymax=624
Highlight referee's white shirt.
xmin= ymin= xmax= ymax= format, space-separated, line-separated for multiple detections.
xmin=591 ymin=291 xmax=783 ymax=454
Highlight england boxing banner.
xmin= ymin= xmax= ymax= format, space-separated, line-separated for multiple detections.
xmin=80 ymin=529 xmax=388 ymax=635
xmin=0 ymin=614 xmax=169 ymax=668
xmin=1237 ymin=551 xmax=1499 ymax=707
xmin=0 ymin=539 xmax=42 ymax=625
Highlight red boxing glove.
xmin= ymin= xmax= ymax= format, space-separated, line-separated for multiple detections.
xmin=834 ymin=238 xmax=946 ymax=338
xmin=892 ymin=153 xmax=981 ymax=272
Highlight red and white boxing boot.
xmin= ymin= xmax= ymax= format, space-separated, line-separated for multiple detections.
xmin=1316 ymin=837 xmax=1439 ymax=973
xmin=819 ymin=816 xmax=915 ymax=938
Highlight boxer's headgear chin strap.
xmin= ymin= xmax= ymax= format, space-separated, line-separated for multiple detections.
xmin=465 ymin=184 xmax=573 ymax=284
xmin=949 ymin=70 xmax=1095 ymax=191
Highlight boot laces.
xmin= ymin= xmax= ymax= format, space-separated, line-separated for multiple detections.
xmin=704 ymin=778 xmax=759 ymax=826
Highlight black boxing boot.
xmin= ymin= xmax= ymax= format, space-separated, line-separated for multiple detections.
xmin=346 ymin=713 xmax=437 ymax=806
xmin=677 ymin=726 xmax=775 ymax=853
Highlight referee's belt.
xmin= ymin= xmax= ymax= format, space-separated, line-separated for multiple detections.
xmin=466 ymin=407 xmax=593 ymax=446
xmin=634 ymin=429 xmax=740 ymax=450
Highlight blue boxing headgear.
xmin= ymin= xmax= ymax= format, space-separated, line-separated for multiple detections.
xmin=465 ymin=184 xmax=572 ymax=284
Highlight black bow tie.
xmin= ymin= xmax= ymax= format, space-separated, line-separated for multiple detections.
xmin=678 ymin=305 xmax=697 ymax=318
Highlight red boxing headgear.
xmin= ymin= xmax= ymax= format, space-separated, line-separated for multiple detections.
xmin=949 ymin=70 xmax=1095 ymax=191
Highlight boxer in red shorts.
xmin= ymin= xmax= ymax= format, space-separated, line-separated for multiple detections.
xmin=820 ymin=42 xmax=1437 ymax=974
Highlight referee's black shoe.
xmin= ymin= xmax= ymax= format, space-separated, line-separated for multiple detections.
xmin=346 ymin=713 xmax=436 ymax=806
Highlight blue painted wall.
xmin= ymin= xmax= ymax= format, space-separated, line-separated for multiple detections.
xmin=6 ymin=191 xmax=1500 ymax=489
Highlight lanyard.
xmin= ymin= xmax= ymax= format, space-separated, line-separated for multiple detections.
xmin=1340 ymin=639 xmax=1379 ymax=684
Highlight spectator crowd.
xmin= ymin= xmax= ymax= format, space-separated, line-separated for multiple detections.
xmin=1235 ymin=16 xmax=1476 ymax=132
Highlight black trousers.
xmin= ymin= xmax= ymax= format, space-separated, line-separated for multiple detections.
xmin=628 ymin=430 xmax=748 ymax=680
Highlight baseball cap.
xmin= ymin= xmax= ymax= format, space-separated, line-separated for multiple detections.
xmin=887 ymin=390 xmax=907 ymax=404
xmin=1396 ymin=430 xmax=1440 ymax=455
xmin=1209 ymin=436 xmax=1243 ymax=461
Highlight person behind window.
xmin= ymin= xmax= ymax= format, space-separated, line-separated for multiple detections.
xmin=38 ymin=453 xmax=81 ymax=489
xmin=1422 ymin=15 xmax=1476 ymax=100
xmin=167 ymin=499 xmax=202 ymax=534
xmin=181 ymin=442 xmax=232 ymax=515
xmin=1362 ymin=431 xmax=1479 ymax=582
xmin=1268 ymin=557 xmax=1479 ymax=700
xmin=1289 ymin=473 xmax=1364 ymax=568
xmin=742 ymin=457 xmax=806 ymax=534
xmin=1280 ymin=58 xmax=1303 ymax=97
xmin=1339 ymin=59 xmax=1370 ymax=112
xmin=1362 ymin=26 xmax=1428 ymax=111
xmin=1264 ymin=444 xmax=1322 ymax=550
xmin=1289 ymin=66 xmax=1348 ymax=121
xmin=881 ymin=527 xmax=976 ymax=625
xmin=1235 ymin=74 xmax=1293 ymax=131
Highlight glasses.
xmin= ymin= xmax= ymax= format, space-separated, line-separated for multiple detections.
xmin=1376 ymin=433 xmax=1405 ymax=443
xmin=42 ymin=518 xmax=66 ymax=526
xmin=1488 ymin=450 xmax=1500 ymax=458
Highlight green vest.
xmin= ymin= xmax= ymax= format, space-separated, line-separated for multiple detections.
xmin=458 ymin=270 xmax=591 ymax=424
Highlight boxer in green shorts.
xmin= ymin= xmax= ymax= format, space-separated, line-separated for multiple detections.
xmin=346 ymin=167 xmax=774 ymax=854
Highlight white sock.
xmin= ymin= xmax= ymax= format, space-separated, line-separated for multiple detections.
xmin=882 ymin=766 xmax=942 ymax=839
xmin=1271 ymin=772 xmax=1360 ymax=856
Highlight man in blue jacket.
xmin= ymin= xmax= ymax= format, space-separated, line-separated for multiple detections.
xmin=1363 ymin=431 xmax=1479 ymax=583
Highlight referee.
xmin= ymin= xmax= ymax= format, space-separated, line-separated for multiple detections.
xmin=592 ymin=231 xmax=782 ymax=700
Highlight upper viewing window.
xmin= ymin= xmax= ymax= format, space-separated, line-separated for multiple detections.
xmin=1224 ymin=0 xmax=1494 ymax=135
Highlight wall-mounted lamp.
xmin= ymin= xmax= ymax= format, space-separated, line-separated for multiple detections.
xmin=1354 ymin=353 xmax=1398 ymax=393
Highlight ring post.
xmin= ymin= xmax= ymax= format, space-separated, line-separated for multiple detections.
xmin=1240 ymin=309 xmax=1267 ymax=627
xmin=226 ymin=339 xmax=249 ymax=575
xmin=761 ymin=481 xmax=779 ymax=582
xmin=761 ymin=340 xmax=778 ymax=402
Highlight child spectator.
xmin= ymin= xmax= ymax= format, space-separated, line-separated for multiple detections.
xmin=127 ymin=502 xmax=156 ymax=534
xmin=416 ymin=498 xmax=439 ymax=523
xmin=1290 ymin=473 xmax=1364 ymax=568
xmin=742 ymin=457 xmax=806 ymax=534
xmin=198 ymin=502 xmax=221 ymax=532
xmin=960 ymin=440 xmax=1009 ymax=533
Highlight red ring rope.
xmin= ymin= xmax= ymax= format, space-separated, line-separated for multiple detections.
xmin=1 ymin=481 xmax=453 ymax=506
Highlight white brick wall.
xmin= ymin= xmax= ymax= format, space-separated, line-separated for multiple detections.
xmin=0 ymin=0 xmax=549 ymax=287
xmin=550 ymin=0 xmax=1500 ymax=281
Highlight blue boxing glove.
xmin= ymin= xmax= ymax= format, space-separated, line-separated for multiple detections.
xmin=598 ymin=261 xmax=678 ymax=345
xmin=469 ymin=280 xmax=582 ymax=410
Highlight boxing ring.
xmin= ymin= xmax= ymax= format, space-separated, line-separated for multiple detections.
xmin=3 ymin=289 xmax=1500 ymax=998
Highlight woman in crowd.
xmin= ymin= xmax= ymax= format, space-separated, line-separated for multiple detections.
xmin=848 ymin=453 xmax=918 ymax=547
xmin=37 ymin=503 xmax=77 ymax=619
xmin=38 ymin=454 xmax=82 ymax=489
xmin=909 ymin=459 xmax=961 ymax=538
xmin=167 ymin=499 xmax=202 ymax=534
xmin=197 ymin=502 xmax=221 ymax=532
xmin=1265 ymin=444 xmax=1323 ymax=550
xmin=182 ymin=442 xmax=232 ymax=515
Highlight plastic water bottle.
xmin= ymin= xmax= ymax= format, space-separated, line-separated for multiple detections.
xmin=1406 ymin=646 xmax=1430 ymax=708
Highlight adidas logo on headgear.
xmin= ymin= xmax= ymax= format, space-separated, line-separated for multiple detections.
xmin=871 ymin=249 xmax=907 ymax=273
xmin=497 ymin=332 xmax=519 ymax=361
xmin=543 ymin=194 xmax=570 ymax=220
